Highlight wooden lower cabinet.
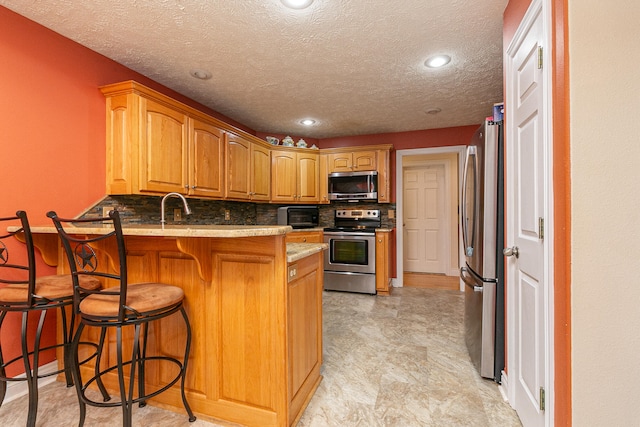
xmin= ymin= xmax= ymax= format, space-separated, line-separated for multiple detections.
xmin=36 ymin=233 xmax=322 ymax=427
xmin=285 ymin=230 xmax=323 ymax=243
xmin=375 ymin=230 xmax=392 ymax=295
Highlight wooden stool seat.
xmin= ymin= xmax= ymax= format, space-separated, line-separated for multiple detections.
xmin=0 ymin=275 xmax=101 ymax=302
xmin=79 ymin=283 xmax=184 ymax=317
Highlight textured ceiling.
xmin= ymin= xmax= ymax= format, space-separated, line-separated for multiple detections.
xmin=1 ymin=0 xmax=507 ymax=139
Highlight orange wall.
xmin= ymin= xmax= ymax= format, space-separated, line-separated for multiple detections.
xmin=0 ymin=6 xmax=250 ymax=376
xmin=503 ymin=0 xmax=571 ymax=425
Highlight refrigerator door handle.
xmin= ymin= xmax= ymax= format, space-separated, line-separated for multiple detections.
xmin=461 ymin=267 xmax=483 ymax=292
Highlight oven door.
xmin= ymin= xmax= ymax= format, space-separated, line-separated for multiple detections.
xmin=323 ymin=232 xmax=375 ymax=274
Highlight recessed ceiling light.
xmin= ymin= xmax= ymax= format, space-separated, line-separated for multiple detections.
xmin=300 ymin=119 xmax=316 ymax=126
xmin=281 ymin=0 xmax=314 ymax=9
xmin=189 ymin=69 xmax=212 ymax=80
xmin=424 ymin=55 xmax=451 ymax=68
xmin=426 ymin=108 xmax=442 ymax=115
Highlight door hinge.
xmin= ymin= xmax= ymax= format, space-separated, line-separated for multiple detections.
xmin=538 ymin=217 xmax=544 ymax=240
xmin=538 ymin=46 xmax=543 ymax=69
xmin=540 ymin=386 xmax=546 ymax=411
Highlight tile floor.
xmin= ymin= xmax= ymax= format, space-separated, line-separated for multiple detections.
xmin=0 ymin=287 xmax=521 ymax=426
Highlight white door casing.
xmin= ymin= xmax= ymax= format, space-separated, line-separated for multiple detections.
xmin=403 ymin=163 xmax=447 ymax=274
xmin=505 ymin=0 xmax=553 ymax=426
xmin=395 ymin=146 xmax=466 ymax=289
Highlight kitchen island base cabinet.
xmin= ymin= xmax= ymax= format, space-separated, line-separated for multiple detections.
xmin=33 ymin=232 xmax=323 ymax=427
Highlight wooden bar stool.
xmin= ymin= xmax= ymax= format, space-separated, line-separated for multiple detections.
xmin=0 ymin=210 xmax=102 ymax=427
xmin=47 ymin=209 xmax=196 ymax=427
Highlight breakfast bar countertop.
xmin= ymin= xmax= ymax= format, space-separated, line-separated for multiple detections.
xmin=17 ymin=223 xmax=327 ymax=264
xmin=23 ymin=223 xmax=293 ymax=238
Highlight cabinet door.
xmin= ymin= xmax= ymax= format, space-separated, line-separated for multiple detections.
xmin=250 ymin=143 xmax=271 ymax=201
xmin=297 ymin=152 xmax=319 ymax=203
xmin=139 ymin=98 xmax=189 ymax=194
xmin=376 ymin=149 xmax=391 ymax=203
xmin=189 ymin=118 xmax=224 ymax=198
xmin=225 ymin=133 xmax=251 ymax=200
xmin=318 ymin=153 xmax=329 ymax=204
xmin=328 ymin=152 xmax=352 ymax=173
xmin=271 ymin=150 xmax=297 ymax=202
xmin=375 ymin=231 xmax=391 ymax=295
xmin=352 ymin=150 xmax=377 ymax=171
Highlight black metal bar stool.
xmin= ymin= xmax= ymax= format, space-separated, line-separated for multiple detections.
xmin=48 ymin=209 xmax=196 ymax=427
xmin=0 ymin=210 xmax=102 ymax=427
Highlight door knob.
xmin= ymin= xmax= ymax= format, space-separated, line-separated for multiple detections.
xmin=503 ymin=246 xmax=519 ymax=258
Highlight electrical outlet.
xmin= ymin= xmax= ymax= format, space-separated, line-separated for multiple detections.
xmin=224 ymin=209 xmax=230 ymax=221
xmin=102 ymin=207 xmax=111 ymax=217
xmin=174 ymin=208 xmax=182 ymax=222
xmin=388 ymin=209 xmax=395 ymax=219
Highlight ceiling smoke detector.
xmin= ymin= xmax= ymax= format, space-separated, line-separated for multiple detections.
xmin=281 ymin=0 xmax=314 ymax=9
xmin=189 ymin=69 xmax=212 ymax=80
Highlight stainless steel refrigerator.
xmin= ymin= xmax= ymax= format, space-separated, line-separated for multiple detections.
xmin=460 ymin=119 xmax=504 ymax=381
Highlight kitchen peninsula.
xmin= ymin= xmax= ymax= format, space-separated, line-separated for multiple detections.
xmin=25 ymin=224 xmax=326 ymax=427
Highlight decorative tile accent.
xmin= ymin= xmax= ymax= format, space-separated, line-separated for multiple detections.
xmin=82 ymin=196 xmax=396 ymax=229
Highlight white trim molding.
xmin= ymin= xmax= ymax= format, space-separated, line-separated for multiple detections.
xmin=395 ymin=146 xmax=466 ymax=290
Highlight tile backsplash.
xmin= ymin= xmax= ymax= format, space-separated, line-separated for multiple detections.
xmin=83 ymin=196 xmax=396 ymax=229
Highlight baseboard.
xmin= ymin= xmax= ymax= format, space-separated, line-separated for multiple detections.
xmin=498 ymin=371 xmax=508 ymax=400
xmin=3 ymin=360 xmax=59 ymax=404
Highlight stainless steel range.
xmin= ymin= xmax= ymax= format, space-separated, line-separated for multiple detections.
xmin=323 ymin=209 xmax=381 ymax=294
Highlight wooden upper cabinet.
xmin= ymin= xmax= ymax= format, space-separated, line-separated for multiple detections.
xmin=103 ymin=81 xmax=263 ymax=201
xmin=271 ymin=149 xmax=319 ymax=203
xmin=271 ymin=150 xmax=297 ymax=202
xmin=102 ymin=81 xmax=393 ymax=204
xmin=376 ymin=148 xmax=391 ymax=203
xmin=328 ymin=150 xmax=377 ymax=173
xmin=189 ymin=118 xmax=225 ymax=198
xmin=318 ymin=153 xmax=329 ymax=204
xmin=226 ymin=133 xmax=271 ymax=201
xmin=297 ymin=152 xmax=319 ymax=202
xmin=225 ymin=133 xmax=251 ymax=200
xmin=251 ymin=143 xmax=271 ymax=201
xmin=139 ymin=98 xmax=189 ymax=194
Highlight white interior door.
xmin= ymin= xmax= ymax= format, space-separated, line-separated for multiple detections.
xmin=505 ymin=1 xmax=549 ymax=426
xmin=403 ymin=163 xmax=447 ymax=273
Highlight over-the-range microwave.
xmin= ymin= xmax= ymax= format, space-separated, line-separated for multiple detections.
xmin=328 ymin=171 xmax=378 ymax=201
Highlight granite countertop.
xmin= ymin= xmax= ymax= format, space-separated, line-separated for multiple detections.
xmin=286 ymin=242 xmax=328 ymax=263
xmin=22 ymin=224 xmax=293 ymax=238
xmin=17 ymin=224 xmax=325 ymax=264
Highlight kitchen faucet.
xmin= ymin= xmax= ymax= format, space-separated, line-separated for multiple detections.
xmin=161 ymin=192 xmax=192 ymax=227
